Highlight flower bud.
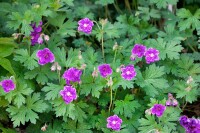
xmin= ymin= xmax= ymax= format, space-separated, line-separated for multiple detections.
xmin=107 ymin=77 xmax=113 ymax=87
xmin=41 ymin=123 xmax=47 ymax=131
xmin=116 ymin=67 xmax=121 ymax=73
xmin=12 ymin=33 xmax=19 ymax=39
xmin=185 ymin=86 xmax=192 ymax=92
xmin=57 ymin=65 xmax=61 ymax=71
xmin=186 ymin=76 xmax=193 ymax=84
xmin=145 ymin=108 xmax=152 ymax=115
xmin=130 ymin=54 xmax=136 ymax=61
xmin=166 ymin=99 xmax=171 ymax=106
xmin=37 ymin=36 xmax=43 ymax=44
xmin=44 ymin=35 xmax=49 ymax=41
xmin=78 ymin=51 xmax=82 ymax=60
xmin=51 ymin=65 xmax=56 ymax=71
xmin=92 ymin=68 xmax=98 ymax=78
xmin=113 ymin=42 xmax=118 ymax=51
xmin=172 ymin=99 xmax=178 ymax=107
xmin=80 ymin=64 xmax=87 ymax=70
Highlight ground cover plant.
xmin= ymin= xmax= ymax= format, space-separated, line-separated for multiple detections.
xmin=0 ymin=0 xmax=200 ymax=132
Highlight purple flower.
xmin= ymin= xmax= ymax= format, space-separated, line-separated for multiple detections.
xmin=165 ymin=93 xmax=178 ymax=107
xmin=121 ymin=65 xmax=137 ymax=80
xmin=0 ymin=79 xmax=15 ymax=93
xmin=62 ymin=68 xmax=82 ymax=84
xmin=151 ymin=104 xmax=166 ymax=117
xmin=180 ymin=116 xmax=200 ymax=133
xmin=98 ymin=64 xmax=112 ymax=78
xmin=131 ymin=44 xmax=147 ymax=60
xmin=60 ymin=86 xmax=77 ymax=104
xmin=78 ymin=18 xmax=94 ymax=34
xmin=36 ymin=48 xmax=55 ymax=65
xmin=144 ymin=48 xmax=159 ymax=64
xmin=107 ymin=115 xmax=122 ymax=131
xmin=30 ymin=21 xmax=43 ymax=45
xmin=165 ymin=99 xmax=171 ymax=106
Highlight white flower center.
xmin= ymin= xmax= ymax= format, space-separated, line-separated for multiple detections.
xmin=66 ymin=92 xmax=71 ymax=96
xmin=112 ymin=121 xmax=116 ymax=124
xmin=126 ymin=71 xmax=131 ymax=75
xmin=150 ymin=53 xmax=154 ymax=57
xmin=83 ymin=24 xmax=88 ymax=27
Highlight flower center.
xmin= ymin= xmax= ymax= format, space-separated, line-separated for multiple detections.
xmin=66 ymin=92 xmax=71 ymax=96
xmin=150 ymin=53 xmax=154 ymax=57
xmin=83 ymin=24 xmax=88 ymax=27
xmin=126 ymin=71 xmax=131 ymax=75
xmin=112 ymin=121 xmax=116 ymax=125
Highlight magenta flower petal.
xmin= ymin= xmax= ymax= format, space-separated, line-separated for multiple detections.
xmin=151 ymin=104 xmax=166 ymax=117
xmin=121 ymin=65 xmax=137 ymax=80
xmin=78 ymin=18 xmax=94 ymax=34
xmin=98 ymin=64 xmax=112 ymax=78
xmin=107 ymin=115 xmax=122 ymax=131
xmin=131 ymin=44 xmax=147 ymax=58
xmin=36 ymin=48 xmax=55 ymax=65
xmin=62 ymin=68 xmax=82 ymax=84
xmin=144 ymin=48 xmax=160 ymax=64
xmin=0 ymin=79 xmax=16 ymax=93
xmin=60 ymin=86 xmax=77 ymax=104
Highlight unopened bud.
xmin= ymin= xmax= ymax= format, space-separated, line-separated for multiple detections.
xmin=145 ymin=108 xmax=152 ymax=115
xmin=107 ymin=77 xmax=113 ymax=87
xmin=80 ymin=64 xmax=87 ymax=70
xmin=51 ymin=65 xmax=56 ymax=71
xmin=41 ymin=123 xmax=47 ymax=131
xmin=12 ymin=33 xmax=19 ymax=39
xmin=166 ymin=99 xmax=171 ymax=106
xmin=185 ymin=86 xmax=192 ymax=92
xmin=130 ymin=54 xmax=136 ymax=61
xmin=172 ymin=99 xmax=178 ymax=107
xmin=116 ymin=67 xmax=121 ymax=73
xmin=34 ymin=4 xmax=40 ymax=9
xmin=186 ymin=76 xmax=193 ymax=84
xmin=37 ymin=36 xmax=43 ymax=44
xmin=57 ymin=65 xmax=61 ymax=71
xmin=92 ymin=68 xmax=98 ymax=78
xmin=113 ymin=42 xmax=118 ymax=51
xmin=44 ymin=35 xmax=49 ymax=41
xmin=100 ymin=18 xmax=108 ymax=26
xmin=78 ymin=51 xmax=82 ymax=60
xmin=168 ymin=93 xmax=173 ymax=100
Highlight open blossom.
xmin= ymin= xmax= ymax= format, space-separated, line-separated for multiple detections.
xmin=131 ymin=44 xmax=147 ymax=60
xmin=180 ymin=116 xmax=200 ymax=133
xmin=60 ymin=86 xmax=77 ymax=104
xmin=63 ymin=68 xmax=82 ymax=84
xmin=98 ymin=64 xmax=112 ymax=78
xmin=121 ymin=65 xmax=137 ymax=80
xmin=36 ymin=48 xmax=55 ymax=65
xmin=30 ymin=21 xmax=43 ymax=45
xmin=78 ymin=18 xmax=94 ymax=34
xmin=144 ymin=48 xmax=159 ymax=64
xmin=151 ymin=104 xmax=166 ymax=117
xmin=107 ymin=115 xmax=122 ymax=131
xmin=0 ymin=79 xmax=15 ymax=93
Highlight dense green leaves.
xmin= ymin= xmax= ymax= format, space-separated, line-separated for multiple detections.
xmin=114 ymin=95 xmax=140 ymax=118
xmin=6 ymin=93 xmax=48 ymax=127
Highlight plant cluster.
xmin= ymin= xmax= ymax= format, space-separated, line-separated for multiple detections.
xmin=0 ymin=0 xmax=200 ymax=132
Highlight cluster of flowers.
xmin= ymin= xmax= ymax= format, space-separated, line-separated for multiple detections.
xmin=166 ymin=93 xmax=178 ymax=107
xmin=180 ymin=116 xmax=200 ymax=133
xmin=98 ymin=64 xmax=136 ymax=80
xmin=0 ymin=79 xmax=15 ymax=93
xmin=30 ymin=21 xmax=49 ymax=46
xmin=131 ymin=44 xmax=159 ymax=64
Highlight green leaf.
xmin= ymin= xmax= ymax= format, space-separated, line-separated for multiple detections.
xmin=65 ymin=48 xmax=83 ymax=68
xmin=6 ymin=93 xmax=48 ymax=127
xmin=135 ymin=64 xmax=168 ymax=97
xmin=0 ymin=38 xmax=16 ymax=57
xmin=138 ymin=115 xmax=157 ymax=133
xmin=177 ymin=8 xmax=200 ymax=30
xmin=57 ymin=19 xmax=77 ymax=37
xmin=13 ymin=49 xmax=38 ymax=70
xmin=95 ymin=0 xmax=114 ymax=6
xmin=138 ymin=7 xmax=160 ymax=21
xmin=150 ymin=0 xmax=178 ymax=9
xmin=152 ymin=38 xmax=183 ymax=60
xmin=114 ymin=95 xmax=141 ymax=118
xmin=5 ymin=83 xmax=33 ymax=108
xmin=42 ymin=83 xmax=63 ymax=100
xmin=0 ymin=57 xmax=16 ymax=76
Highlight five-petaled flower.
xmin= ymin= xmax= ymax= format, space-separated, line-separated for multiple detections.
xmin=151 ymin=104 xmax=166 ymax=117
xmin=30 ymin=21 xmax=43 ymax=45
xmin=98 ymin=64 xmax=113 ymax=78
xmin=60 ymin=86 xmax=77 ymax=104
xmin=121 ymin=65 xmax=137 ymax=80
xmin=36 ymin=48 xmax=55 ymax=65
xmin=107 ymin=115 xmax=122 ymax=131
xmin=144 ymin=48 xmax=160 ymax=64
xmin=78 ymin=18 xmax=94 ymax=34
xmin=131 ymin=44 xmax=147 ymax=60
xmin=62 ymin=67 xmax=82 ymax=85
xmin=0 ymin=79 xmax=16 ymax=93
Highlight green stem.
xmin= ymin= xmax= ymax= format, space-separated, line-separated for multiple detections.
xmin=101 ymin=32 xmax=105 ymax=62
xmin=111 ymin=89 xmax=117 ymax=110
xmin=113 ymin=49 xmax=117 ymax=63
xmin=188 ymin=44 xmax=196 ymax=52
xmin=108 ymin=87 xmax=113 ymax=113
xmin=114 ymin=0 xmax=123 ymax=14
xmin=57 ymin=70 xmax=61 ymax=84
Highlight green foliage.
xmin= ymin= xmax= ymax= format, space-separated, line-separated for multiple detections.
xmin=136 ymin=64 xmax=168 ymax=97
xmin=6 ymin=93 xmax=48 ymax=127
xmin=113 ymin=95 xmax=141 ymax=118
xmin=42 ymin=83 xmax=63 ymax=100
xmin=150 ymin=0 xmax=178 ymax=9
xmin=14 ymin=49 xmax=38 ymax=70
